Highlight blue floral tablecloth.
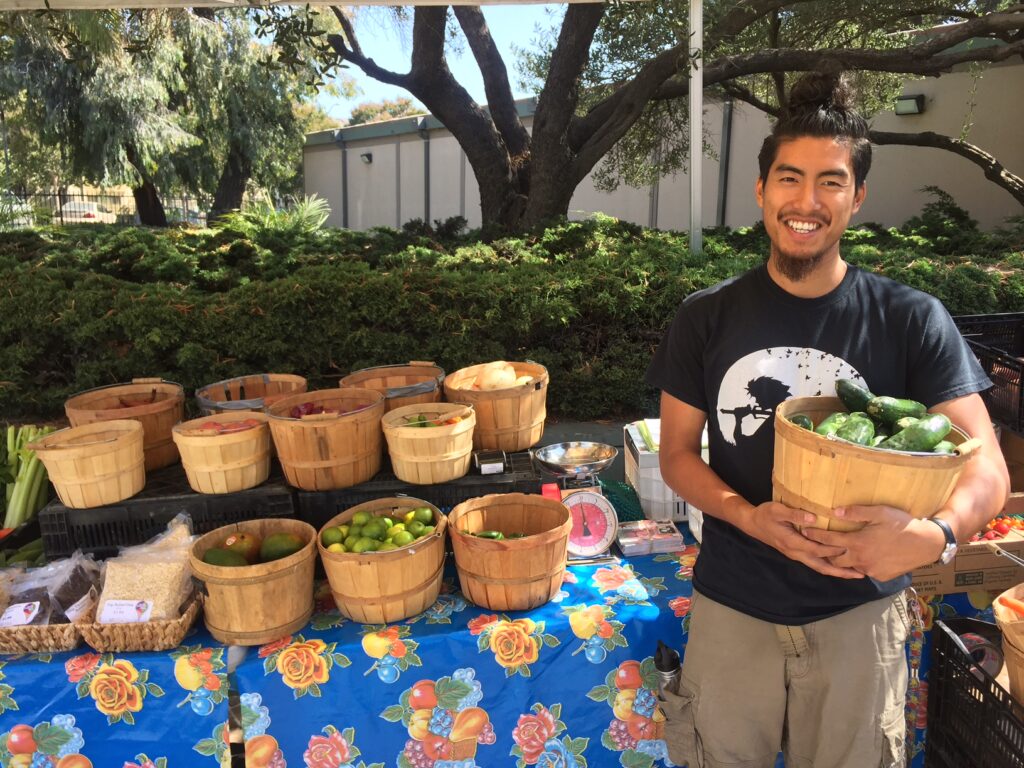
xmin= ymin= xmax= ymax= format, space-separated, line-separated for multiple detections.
xmin=0 ymin=544 xmax=999 ymax=768
xmin=0 ymin=626 xmax=231 ymax=768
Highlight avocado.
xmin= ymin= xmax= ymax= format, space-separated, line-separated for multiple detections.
xmin=260 ymin=532 xmax=305 ymax=563
xmin=202 ymin=547 xmax=250 ymax=567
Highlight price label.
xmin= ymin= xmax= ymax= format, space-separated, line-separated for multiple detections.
xmin=0 ymin=602 xmax=40 ymax=627
xmin=99 ymin=599 xmax=153 ymax=624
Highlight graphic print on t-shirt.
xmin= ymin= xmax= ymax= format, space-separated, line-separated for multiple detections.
xmin=716 ymin=348 xmax=863 ymax=446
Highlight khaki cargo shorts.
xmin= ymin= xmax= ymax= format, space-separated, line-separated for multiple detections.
xmin=660 ymin=590 xmax=912 ymax=768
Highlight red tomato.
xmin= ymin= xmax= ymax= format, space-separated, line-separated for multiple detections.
xmin=995 ymin=522 xmax=1011 ymax=535
xmin=984 ymin=530 xmax=1001 ymax=540
xmin=7 ymin=724 xmax=36 ymax=755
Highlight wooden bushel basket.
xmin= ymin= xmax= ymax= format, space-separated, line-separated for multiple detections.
xmin=64 ymin=378 xmax=185 ymax=471
xmin=382 ymin=403 xmax=476 ymax=484
xmin=773 ymin=396 xmax=980 ymax=532
xmin=172 ymin=412 xmax=271 ymax=494
xmin=195 ymin=373 xmax=307 ymax=414
xmin=340 ymin=361 xmax=445 ymax=414
xmin=994 ymin=583 xmax=1024 ymax=706
xmin=190 ymin=518 xmax=317 ymax=646
xmin=318 ymin=498 xmax=447 ymax=623
xmin=448 ymin=493 xmax=571 ymax=611
xmin=267 ymin=388 xmax=385 ymax=491
xmin=28 ymin=420 xmax=145 ymax=508
xmin=443 ymin=362 xmax=548 ymax=451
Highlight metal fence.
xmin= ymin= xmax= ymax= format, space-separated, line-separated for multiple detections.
xmin=0 ymin=190 xmax=208 ymax=228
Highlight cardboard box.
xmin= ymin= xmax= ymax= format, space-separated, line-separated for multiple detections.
xmin=911 ymin=494 xmax=1024 ymax=596
xmin=1001 ymin=430 xmax=1024 ymax=492
xmin=624 ymin=422 xmax=686 ymax=522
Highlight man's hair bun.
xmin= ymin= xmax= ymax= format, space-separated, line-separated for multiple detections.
xmin=785 ymin=71 xmax=856 ymax=117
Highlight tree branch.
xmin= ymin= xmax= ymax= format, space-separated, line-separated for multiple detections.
xmin=452 ymin=6 xmax=529 ymax=158
xmin=719 ymin=80 xmax=780 ymax=117
xmin=871 ymin=130 xmax=1024 ymax=207
xmin=326 ymin=6 xmax=409 ymax=88
xmin=410 ymin=6 xmax=447 ymax=78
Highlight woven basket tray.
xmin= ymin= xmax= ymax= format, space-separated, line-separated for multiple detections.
xmin=0 ymin=619 xmax=84 ymax=655
xmin=79 ymin=593 xmax=202 ymax=653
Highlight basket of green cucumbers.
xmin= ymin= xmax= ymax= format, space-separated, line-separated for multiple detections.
xmin=773 ymin=379 xmax=980 ymax=531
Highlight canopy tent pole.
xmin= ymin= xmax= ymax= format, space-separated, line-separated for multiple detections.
xmin=689 ymin=0 xmax=702 ymax=256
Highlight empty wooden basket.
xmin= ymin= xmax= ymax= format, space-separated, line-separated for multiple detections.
xmin=774 ymin=396 xmax=979 ymax=532
xmin=382 ymin=403 xmax=475 ymax=484
xmin=318 ymin=498 xmax=447 ymax=623
xmin=64 ymin=378 xmax=185 ymax=471
xmin=448 ymin=493 xmax=571 ymax=611
xmin=196 ymin=373 xmax=307 ymax=414
xmin=172 ymin=412 xmax=271 ymax=494
xmin=340 ymin=361 xmax=445 ymax=414
xmin=190 ymin=518 xmax=317 ymax=646
xmin=28 ymin=420 xmax=145 ymax=508
xmin=443 ymin=362 xmax=548 ymax=451
xmin=267 ymin=388 xmax=385 ymax=491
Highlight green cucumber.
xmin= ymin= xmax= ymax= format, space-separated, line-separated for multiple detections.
xmin=836 ymin=379 xmax=874 ymax=413
xmin=473 ymin=530 xmax=505 ymax=540
xmin=894 ymin=416 xmax=920 ymax=431
xmin=870 ymin=435 xmax=887 ymax=447
xmin=879 ymin=413 xmax=952 ymax=452
xmin=933 ymin=440 xmax=958 ymax=455
xmin=866 ymin=396 xmax=927 ymax=426
xmin=834 ymin=414 xmax=875 ymax=445
xmin=789 ymin=413 xmax=814 ymax=431
xmin=814 ymin=412 xmax=849 ymax=437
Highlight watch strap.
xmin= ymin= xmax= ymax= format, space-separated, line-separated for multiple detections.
xmin=927 ymin=517 xmax=957 ymax=565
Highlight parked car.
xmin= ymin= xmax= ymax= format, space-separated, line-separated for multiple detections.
xmin=0 ymin=192 xmax=33 ymax=228
xmin=60 ymin=200 xmax=117 ymax=224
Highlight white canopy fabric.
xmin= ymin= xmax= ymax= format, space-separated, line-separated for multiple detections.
xmin=0 ymin=0 xmax=606 ymax=8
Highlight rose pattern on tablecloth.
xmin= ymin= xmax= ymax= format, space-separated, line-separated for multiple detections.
xmin=67 ymin=656 xmax=164 ymax=725
xmin=170 ymin=645 xmax=227 ymax=717
xmin=563 ymin=604 xmax=627 ymax=664
xmin=302 ymin=725 xmax=383 ymax=768
xmin=510 ymin=702 xmax=589 ymax=768
xmin=473 ymin=617 xmax=559 ymax=678
xmin=380 ymin=668 xmax=495 ymax=768
xmin=260 ymin=635 xmax=350 ymax=699
xmin=0 ymin=714 xmax=93 ymax=767
xmin=359 ymin=625 xmax=421 ymax=684
xmin=587 ymin=658 xmax=674 ymax=768
xmin=654 ymin=547 xmax=699 ymax=581
xmin=592 ymin=566 xmax=665 ymax=607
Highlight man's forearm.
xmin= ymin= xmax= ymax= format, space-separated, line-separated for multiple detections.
xmin=934 ymin=452 xmax=1010 ymax=542
xmin=660 ymin=448 xmax=754 ymax=535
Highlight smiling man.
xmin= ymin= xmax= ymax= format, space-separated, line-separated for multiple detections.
xmin=646 ymin=71 xmax=1008 ymax=768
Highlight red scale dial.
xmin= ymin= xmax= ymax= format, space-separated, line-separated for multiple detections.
xmin=564 ymin=490 xmax=618 ymax=558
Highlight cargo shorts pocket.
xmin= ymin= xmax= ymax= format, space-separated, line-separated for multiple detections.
xmin=660 ymin=683 xmax=702 ymax=768
xmin=879 ymin=706 xmax=907 ymax=768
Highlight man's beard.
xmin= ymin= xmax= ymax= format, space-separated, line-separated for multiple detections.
xmin=769 ymin=246 xmax=827 ymax=282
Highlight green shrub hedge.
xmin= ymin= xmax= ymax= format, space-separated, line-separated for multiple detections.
xmin=2 ymin=194 xmax=1022 ymax=421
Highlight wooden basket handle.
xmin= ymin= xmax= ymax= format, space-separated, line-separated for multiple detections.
xmin=956 ymin=438 xmax=983 ymax=458
xmin=132 ymin=377 xmax=163 ymax=384
xmin=408 ymin=360 xmax=437 ymax=367
xmin=300 ymin=412 xmax=340 ymax=422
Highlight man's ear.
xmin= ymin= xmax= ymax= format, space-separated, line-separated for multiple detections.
xmin=852 ymin=181 xmax=867 ymax=213
xmin=755 ymin=177 xmax=764 ymax=209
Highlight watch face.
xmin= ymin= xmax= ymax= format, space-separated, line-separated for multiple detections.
xmin=564 ymin=491 xmax=618 ymax=557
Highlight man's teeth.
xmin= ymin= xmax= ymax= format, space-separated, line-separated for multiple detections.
xmin=786 ymin=220 xmax=821 ymax=233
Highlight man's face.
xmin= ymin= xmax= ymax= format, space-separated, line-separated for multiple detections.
xmin=755 ymin=136 xmax=866 ymax=281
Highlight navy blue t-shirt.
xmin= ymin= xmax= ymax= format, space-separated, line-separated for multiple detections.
xmin=645 ymin=263 xmax=990 ymax=624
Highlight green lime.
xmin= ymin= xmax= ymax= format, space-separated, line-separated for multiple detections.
xmin=385 ymin=524 xmax=405 ymax=539
xmin=420 ymin=525 xmax=435 ymax=537
xmin=379 ymin=542 xmax=398 ymax=551
xmin=336 ymin=524 xmax=350 ymax=540
xmin=392 ymin=530 xmax=415 ymax=547
xmin=352 ymin=537 xmax=379 ymax=553
xmin=376 ymin=516 xmax=395 ymax=529
xmin=364 ymin=523 xmax=388 ymax=541
xmin=321 ymin=526 xmax=345 ymax=547
xmin=406 ymin=521 xmax=426 ymax=537
xmin=413 ymin=507 xmax=434 ymax=525
xmin=352 ymin=511 xmax=372 ymax=527
xmin=348 ymin=525 xmax=363 ymax=540
xmin=343 ymin=535 xmax=361 ymax=550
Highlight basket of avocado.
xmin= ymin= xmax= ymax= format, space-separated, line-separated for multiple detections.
xmin=774 ymin=379 xmax=981 ymax=532
xmin=190 ymin=518 xmax=317 ymax=645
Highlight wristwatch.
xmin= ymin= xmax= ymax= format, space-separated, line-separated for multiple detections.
xmin=927 ymin=517 xmax=958 ymax=565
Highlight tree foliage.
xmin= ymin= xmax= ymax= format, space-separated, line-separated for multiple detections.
xmin=348 ymin=97 xmax=425 ymax=126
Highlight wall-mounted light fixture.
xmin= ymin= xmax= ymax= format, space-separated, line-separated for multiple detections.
xmin=360 ymin=152 xmax=373 ymax=164
xmin=894 ymin=95 xmax=925 ymax=116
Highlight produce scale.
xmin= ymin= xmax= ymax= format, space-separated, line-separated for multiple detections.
xmin=532 ymin=441 xmax=620 ymax=559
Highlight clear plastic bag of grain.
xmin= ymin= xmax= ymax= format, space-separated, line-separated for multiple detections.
xmin=96 ymin=514 xmax=196 ymax=624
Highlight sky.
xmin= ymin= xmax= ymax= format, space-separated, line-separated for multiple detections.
xmin=317 ymin=4 xmax=564 ymax=124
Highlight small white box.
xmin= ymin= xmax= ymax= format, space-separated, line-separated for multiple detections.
xmin=624 ymin=422 xmax=686 ymax=522
xmin=686 ymin=503 xmax=703 ymax=543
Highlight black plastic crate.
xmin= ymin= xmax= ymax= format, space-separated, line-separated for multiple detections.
xmin=955 ymin=313 xmax=1024 ymax=434
xmin=39 ymin=462 xmax=296 ymax=560
xmin=296 ymin=451 xmax=543 ymax=531
xmin=925 ymin=619 xmax=1024 ymax=768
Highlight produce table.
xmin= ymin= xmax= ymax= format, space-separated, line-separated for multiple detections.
xmin=0 ymin=545 xmax=998 ymax=768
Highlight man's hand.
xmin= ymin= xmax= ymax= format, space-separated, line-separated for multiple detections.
xmin=741 ymin=501 xmax=865 ymax=579
xmin=801 ymin=505 xmax=948 ymax=581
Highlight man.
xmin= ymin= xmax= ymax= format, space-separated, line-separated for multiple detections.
xmin=646 ymin=71 xmax=1009 ymax=768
